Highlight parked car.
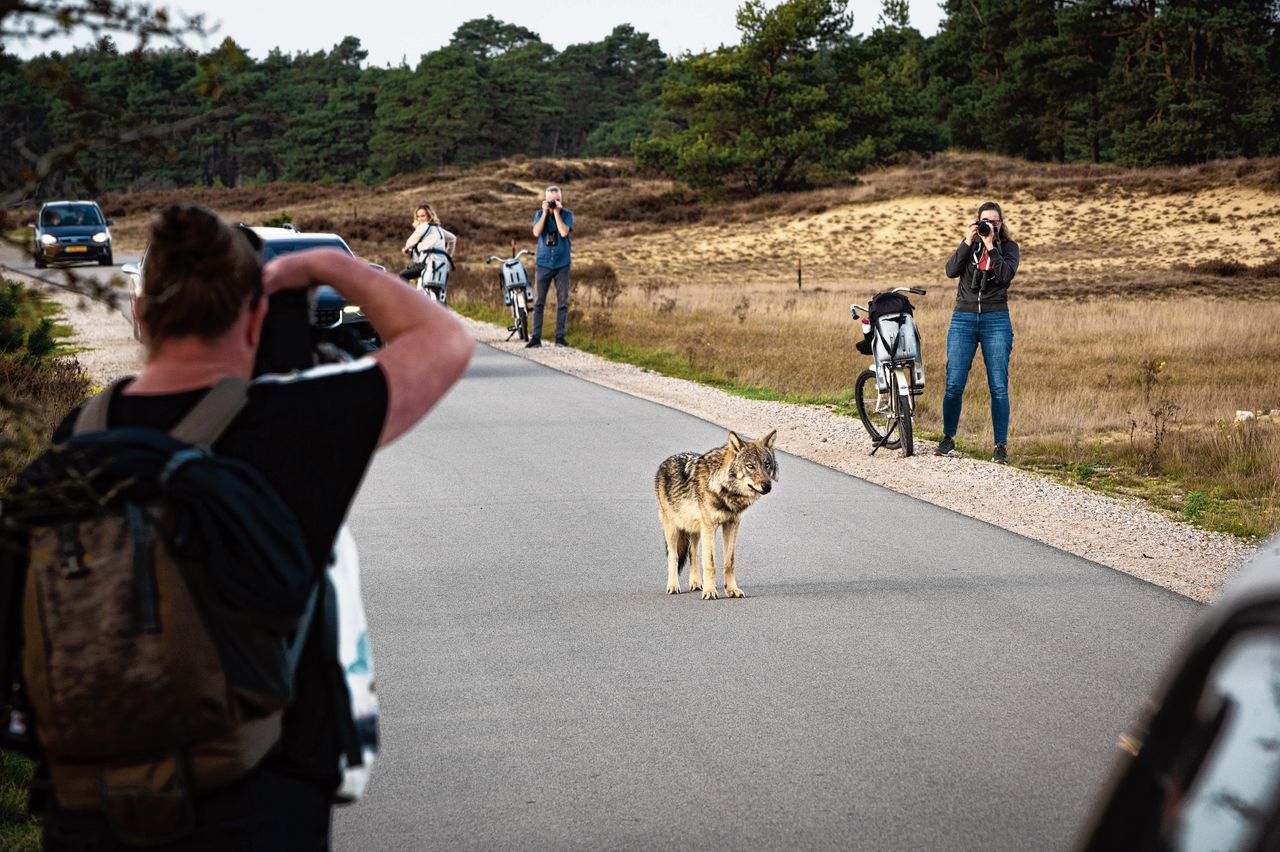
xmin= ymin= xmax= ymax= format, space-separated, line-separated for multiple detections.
xmin=123 ymin=224 xmax=381 ymax=352
xmin=30 ymin=201 xmax=114 ymax=267
xmin=1076 ymin=534 xmax=1280 ymax=851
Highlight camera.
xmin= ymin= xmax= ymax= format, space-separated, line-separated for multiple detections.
xmin=547 ymin=200 xmax=559 ymax=211
xmin=253 ymin=287 xmax=371 ymax=377
xmin=253 ymin=289 xmax=316 ymax=376
xmin=975 ymin=220 xmax=993 ymax=237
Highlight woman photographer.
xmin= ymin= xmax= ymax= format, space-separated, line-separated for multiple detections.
xmin=398 ymin=203 xmax=457 ymax=282
xmin=938 ymin=201 xmax=1020 ymax=464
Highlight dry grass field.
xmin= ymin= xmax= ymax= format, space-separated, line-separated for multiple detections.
xmin=91 ymin=153 xmax=1280 ymax=537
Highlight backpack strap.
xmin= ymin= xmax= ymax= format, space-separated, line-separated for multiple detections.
xmin=72 ymin=377 xmax=133 ymax=436
xmin=72 ymin=376 xmax=249 ymax=448
xmin=169 ymin=376 xmax=250 ymax=448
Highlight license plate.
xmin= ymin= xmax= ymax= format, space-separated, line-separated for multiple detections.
xmin=65 ymin=246 xmax=87 ymax=253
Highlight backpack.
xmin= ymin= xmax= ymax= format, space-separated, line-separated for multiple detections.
xmin=414 ymin=225 xmax=454 ymax=290
xmin=856 ymin=291 xmax=925 ymax=392
xmin=0 ymin=377 xmax=318 ymax=844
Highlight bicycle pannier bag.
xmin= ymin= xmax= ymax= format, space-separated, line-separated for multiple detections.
xmin=867 ymin=291 xmax=925 ymax=393
xmin=501 ymin=260 xmax=533 ymax=306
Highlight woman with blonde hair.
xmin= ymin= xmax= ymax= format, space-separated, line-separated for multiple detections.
xmin=399 ymin=203 xmax=457 ymax=283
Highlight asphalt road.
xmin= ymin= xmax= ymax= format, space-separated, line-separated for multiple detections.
xmin=334 ymin=342 xmax=1202 ymax=852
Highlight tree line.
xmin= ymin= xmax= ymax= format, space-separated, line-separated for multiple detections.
xmin=3 ymin=0 xmax=1277 ymax=197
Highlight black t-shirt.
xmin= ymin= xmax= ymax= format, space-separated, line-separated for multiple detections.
xmin=53 ymin=358 xmax=389 ymax=789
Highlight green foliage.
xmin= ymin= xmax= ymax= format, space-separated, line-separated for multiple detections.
xmin=261 ymin=211 xmax=293 ymax=228
xmin=0 ymin=751 xmax=38 ymax=851
xmin=5 ymin=22 xmax=674 ymax=193
xmin=3 ymin=0 xmax=1277 ymax=196
xmin=24 ymin=319 xmax=55 ymax=359
xmin=0 ymin=282 xmax=62 ymax=362
xmin=932 ymin=0 xmax=1280 ymax=165
xmin=636 ymin=0 xmax=856 ymax=191
xmin=1183 ymin=490 xmax=1211 ymax=520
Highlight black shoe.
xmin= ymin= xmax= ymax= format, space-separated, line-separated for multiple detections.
xmin=555 ymin=337 xmax=569 ymax=347
xmin=525 ymin=337 xmax=541 ymax=348
xmin=935 ymin=435 xmax=955 ymax=456
xmin=992 ymin=444 xmax=1008 ymax=465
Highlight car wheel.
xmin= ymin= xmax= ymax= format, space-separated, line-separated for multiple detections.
xmin=34 ymin=254 xmax=47 ymax=269
xmin=99 ymin=253 xmax=113 ymax=267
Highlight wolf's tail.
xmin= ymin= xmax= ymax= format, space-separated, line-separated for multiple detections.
xmin=673 ymin=531 xmax=690 ymax=574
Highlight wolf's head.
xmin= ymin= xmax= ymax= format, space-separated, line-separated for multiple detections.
xmin=721 ymin=430 xmax=778 ymax=497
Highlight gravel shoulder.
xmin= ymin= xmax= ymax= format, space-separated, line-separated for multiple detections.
xmin=16 ymin=264 xmax=1253 ymax=605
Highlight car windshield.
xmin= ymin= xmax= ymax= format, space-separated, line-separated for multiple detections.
xmin=41 ymin=205 xmax=104 ymax=227
xmin=260 ymin=239 xmax=352 ymax=260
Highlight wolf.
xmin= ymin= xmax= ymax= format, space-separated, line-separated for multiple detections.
xmin=654 ymin=430 xmax=778 ymax=599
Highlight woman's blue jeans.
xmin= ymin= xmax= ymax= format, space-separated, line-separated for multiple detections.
xmin=942 ymin=310 xmax=1014 ymax=445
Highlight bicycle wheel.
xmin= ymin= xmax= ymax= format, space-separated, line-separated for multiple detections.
xmin=854 ymin=369 xmax=900 ymax=449
xmin=898 ymin=388 xmax=914 ymax=457
xmin=514 ymin=290 xmax=529 ymax=341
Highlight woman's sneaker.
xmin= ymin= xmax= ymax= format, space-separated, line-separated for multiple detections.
xmin=934 ymin=436 xmax=955 ymax=456
xmin=992 ymin=444 xmax=1008 ymax=465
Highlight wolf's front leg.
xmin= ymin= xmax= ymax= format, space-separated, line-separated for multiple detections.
xmin=687 ymin=532 xmax=703 ymax=593
xmin=699 ymin=522 xmax=718 ymax=600
xmin=722 ymin=518 xmax=744 ymax=598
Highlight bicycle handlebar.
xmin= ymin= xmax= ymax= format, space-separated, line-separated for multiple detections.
xmin=851 ymin=287 xmax=926 ymax=318
xmin=486 ymin=250 xmax=531 ymax=264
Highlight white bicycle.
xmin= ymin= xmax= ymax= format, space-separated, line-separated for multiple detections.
xmin=486 ymin=250 xmax=534 ymax=341
xmin=850 ymin=287 xmax=927 ymax=457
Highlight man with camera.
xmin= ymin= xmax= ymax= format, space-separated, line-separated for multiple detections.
xmin=939 ymin=201 xmax=1020 ymax=464
xmin=38 ymin=205 xmax=473 ymax=848
xmin=527 ymin=185 xmax=574 ymax=348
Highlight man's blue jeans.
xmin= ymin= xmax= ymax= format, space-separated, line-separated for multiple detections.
xmin=942 ymin=310 xmax=1014 ymax=445
xmin=532 ymin=265 xmax=570 ymax=341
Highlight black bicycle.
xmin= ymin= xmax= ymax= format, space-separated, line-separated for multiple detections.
xmin=850 ymin=287 xmax=927 ymax=457
xmin=486 ymin=249 xmax=534 ymax=341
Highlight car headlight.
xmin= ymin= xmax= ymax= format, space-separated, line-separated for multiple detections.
xmin=40 ymin=234 xmax=56 ymax=245
xmin=92 ymin=232 xmax=109 ymax=244
xmin=342 ymin=305 xmax=363 ymax=315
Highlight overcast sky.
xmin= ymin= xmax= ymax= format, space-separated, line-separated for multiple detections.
xmin=9 ymin=0 xmax=946 ymax=66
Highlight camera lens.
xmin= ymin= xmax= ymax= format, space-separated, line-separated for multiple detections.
xmin=977 ymin=221 xmax=992 ymax=237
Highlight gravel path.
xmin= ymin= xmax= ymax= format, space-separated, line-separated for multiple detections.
xmin=17 ymin=263 xmax=1252 ymax=604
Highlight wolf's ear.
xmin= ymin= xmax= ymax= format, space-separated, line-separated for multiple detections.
xmin=727 ymin=431 xmax=744 ymax=452
xmin=762 ymin=430 xmax=777 ymax=450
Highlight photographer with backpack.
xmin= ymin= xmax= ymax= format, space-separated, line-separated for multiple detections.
xmin=938 ymin=201 xmax=1020 ymax=464
xmin=7 ymin=204 xmax=472 ymax=849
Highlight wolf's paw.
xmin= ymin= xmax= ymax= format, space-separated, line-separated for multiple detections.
xmin=688 ymin=581 xmax=702 ymax=593
xmin=726 ymin=585 xmax=745 ymax=598
xmin=666 ymin=582 xmax=681 ymax=594
xmin=701 ymin=588 xmax=718 ymax=600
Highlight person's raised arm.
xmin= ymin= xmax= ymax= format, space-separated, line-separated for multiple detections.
xmin=402 ymin=222 xmax=428 ymax=255
xmin=532 ymin=203 xmax=548 ymax=238
xmin=264 ymin=249 xmax=474 ymax=446
xmin=552 ymin=208 xmax=571 ymax=238
xmin=945 ymin=239 xmax=971 ymax=279
xmin=990 ymin=239 xmax=1019 ymax=285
